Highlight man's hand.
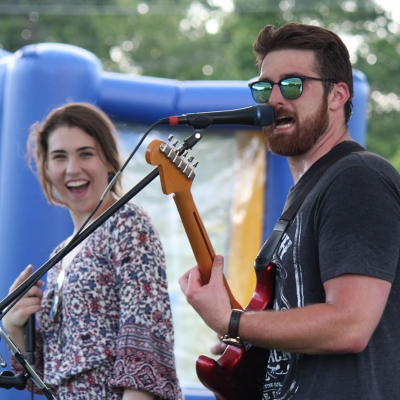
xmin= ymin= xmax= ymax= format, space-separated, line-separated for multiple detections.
xmin=210 ymin=333 xmax=227 ymax=355
xmin=179 ymin=255 xmax=232 ymax=336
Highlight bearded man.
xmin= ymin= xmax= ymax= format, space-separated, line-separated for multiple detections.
xmin=179 ymin=23 xmax=400 ymax=400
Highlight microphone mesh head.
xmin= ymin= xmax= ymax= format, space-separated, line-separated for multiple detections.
xmin=254 ymin=105 xmax=274 ymax=127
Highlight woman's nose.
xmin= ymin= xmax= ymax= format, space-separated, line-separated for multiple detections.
xmin=66 ymin=157 xmax=81 ymax=174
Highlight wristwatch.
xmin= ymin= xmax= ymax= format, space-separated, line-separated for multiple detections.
xmin=221 ymin=309 xmax=244 ymax=347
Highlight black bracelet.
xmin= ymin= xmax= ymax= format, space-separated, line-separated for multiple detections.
xmin=221 ymin=309 xmax=244 ymax=347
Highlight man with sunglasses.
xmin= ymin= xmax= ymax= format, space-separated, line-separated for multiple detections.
xmin=180 ymin=22 xmax=400 ymax=399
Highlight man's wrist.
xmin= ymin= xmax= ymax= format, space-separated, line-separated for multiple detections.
xmin=221 ymin=309 xmax=244 ymax=347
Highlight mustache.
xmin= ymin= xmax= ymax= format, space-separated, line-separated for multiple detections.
xmin=274 ymin=108 xmax=295 ymax=120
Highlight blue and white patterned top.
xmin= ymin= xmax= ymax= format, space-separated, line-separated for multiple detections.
xmin=12 ymin=201 xmax=183 ymax=399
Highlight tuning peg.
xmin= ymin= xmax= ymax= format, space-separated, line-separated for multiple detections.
xmin=164 ymin=140 xmax=178 ymax=157
xmin=187 ymin=156 xmax=195 ymax=163
xmin=177 ymin=151 xmax=189 ymax=169
xmin=172 ymin=148 xmax=180 ymax=163
xmin=187 ymin=161 xmax=198 ymax=179
xmin=161 ymin=136 xmax=174 ymax=153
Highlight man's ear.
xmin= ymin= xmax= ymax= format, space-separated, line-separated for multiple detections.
xmin=329 ymin=82 xmax=350 ymax=112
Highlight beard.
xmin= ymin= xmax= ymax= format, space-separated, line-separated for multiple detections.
xmin=263 ymin=96 xmax=329 ymax=157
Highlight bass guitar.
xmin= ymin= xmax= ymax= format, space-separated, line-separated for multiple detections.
xmin=146 ymin=137 xmax=275 ymax=400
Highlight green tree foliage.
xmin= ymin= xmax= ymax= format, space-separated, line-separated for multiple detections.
xmin=0 ymin=0 xmax=399 ymax=163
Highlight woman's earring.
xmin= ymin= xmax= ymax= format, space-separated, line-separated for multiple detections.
xmin=108 ymin=173 xmax=115 ymax=184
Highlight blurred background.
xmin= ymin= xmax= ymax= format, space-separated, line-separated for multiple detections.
xmin=0 ymin=0 xmax=399 ymax=164
xmin=0 ymin=0 xmax=398 ymax=398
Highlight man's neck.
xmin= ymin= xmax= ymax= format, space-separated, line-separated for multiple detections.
xmin=288 ymin=128 xmax=351 ymax=184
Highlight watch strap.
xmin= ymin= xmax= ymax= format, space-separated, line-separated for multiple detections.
xmin=221 ymin=309 xmax=244 ymax=347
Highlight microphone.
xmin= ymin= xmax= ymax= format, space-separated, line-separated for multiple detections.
xmin=159 ymin=105 xmax=274 ymax=129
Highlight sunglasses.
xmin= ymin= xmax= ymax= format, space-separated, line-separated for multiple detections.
xmin=248 ymin=76 xmax=337 ymax=103
xmin=49 ymin=269 xmax=66 ymax=321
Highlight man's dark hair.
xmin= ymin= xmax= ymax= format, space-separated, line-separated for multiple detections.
xmin=253 ymin=23 xmax=353 ymax=123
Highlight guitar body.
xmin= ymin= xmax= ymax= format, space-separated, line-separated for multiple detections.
xmin=146 ymin=138 xmax=275 ymax=400
xmin=197 ymin=343 xmax=270 ymax=400
xmin=196 ymin=264 xmax=275 ymax=400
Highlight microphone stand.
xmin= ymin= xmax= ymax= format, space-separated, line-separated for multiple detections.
xmin=0 ymin=328 xmax=54 ymax=398
xmin=0 ymin=128 xmax=203 ymax=397
xmin=24 ymin=313 xmax=36 ymax=400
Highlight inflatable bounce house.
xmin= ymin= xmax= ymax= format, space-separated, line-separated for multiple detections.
xmin=0 ymin=43 xmax=368 ymax=399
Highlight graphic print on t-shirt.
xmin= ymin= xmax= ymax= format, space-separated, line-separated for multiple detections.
xmin=262 ymin=215 xmax=303 ymax=399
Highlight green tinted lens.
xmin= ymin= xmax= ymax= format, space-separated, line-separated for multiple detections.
xmin=280 ymin=77 xmax=303 ymax=99
xmin=251 ymin=82 xmax=273 ymax=103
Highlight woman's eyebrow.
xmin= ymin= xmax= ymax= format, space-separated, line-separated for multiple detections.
xmin=49 ymin=146 xmax=97 ymax=155
xmin=77 ymin=146 xmax=96 ymax=151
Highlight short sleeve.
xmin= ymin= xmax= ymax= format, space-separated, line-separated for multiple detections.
xmin=317 ymin=165 xmax=400 ymax=283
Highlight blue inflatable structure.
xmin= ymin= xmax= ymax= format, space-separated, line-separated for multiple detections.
xmin=0 ymin=43 xmax=368 ymax=399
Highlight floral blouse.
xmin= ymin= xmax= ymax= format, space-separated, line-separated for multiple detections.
xmin=12 ymin=202 xmax=182 ymax=399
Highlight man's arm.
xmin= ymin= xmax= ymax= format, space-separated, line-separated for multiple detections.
xmin=179 ymin=255 xmax=391 ymax=354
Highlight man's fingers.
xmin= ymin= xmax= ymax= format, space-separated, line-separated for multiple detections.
xmin=180 ymin=256 xmax=225 ymax=296
xmin=210 ymin=339 xmax=227 ymax=355
xmin=179 ymin=266 xmax=202 ymax=296
xmin=178 ymin=270 xmax=190 ymax=294
xmin=209 ymin=254 xmax=225 ymax=284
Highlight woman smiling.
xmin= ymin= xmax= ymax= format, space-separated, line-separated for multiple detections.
xmin=3 ymin=103 xmax=183 ymax=400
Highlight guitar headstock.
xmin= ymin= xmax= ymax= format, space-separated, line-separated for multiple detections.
xmin=145 ymin=136 xmax=198 ymax=195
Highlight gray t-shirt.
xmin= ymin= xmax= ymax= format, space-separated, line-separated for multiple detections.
xmin=263 ymin=141 xmax=400 ymax=399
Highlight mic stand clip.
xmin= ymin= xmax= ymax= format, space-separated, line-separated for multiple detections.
xmin=0 ymin=328 xmax=56 ymax=399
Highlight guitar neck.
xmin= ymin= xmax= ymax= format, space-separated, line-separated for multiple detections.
xmin=173 ymin=191 xmax=242 ymax=310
